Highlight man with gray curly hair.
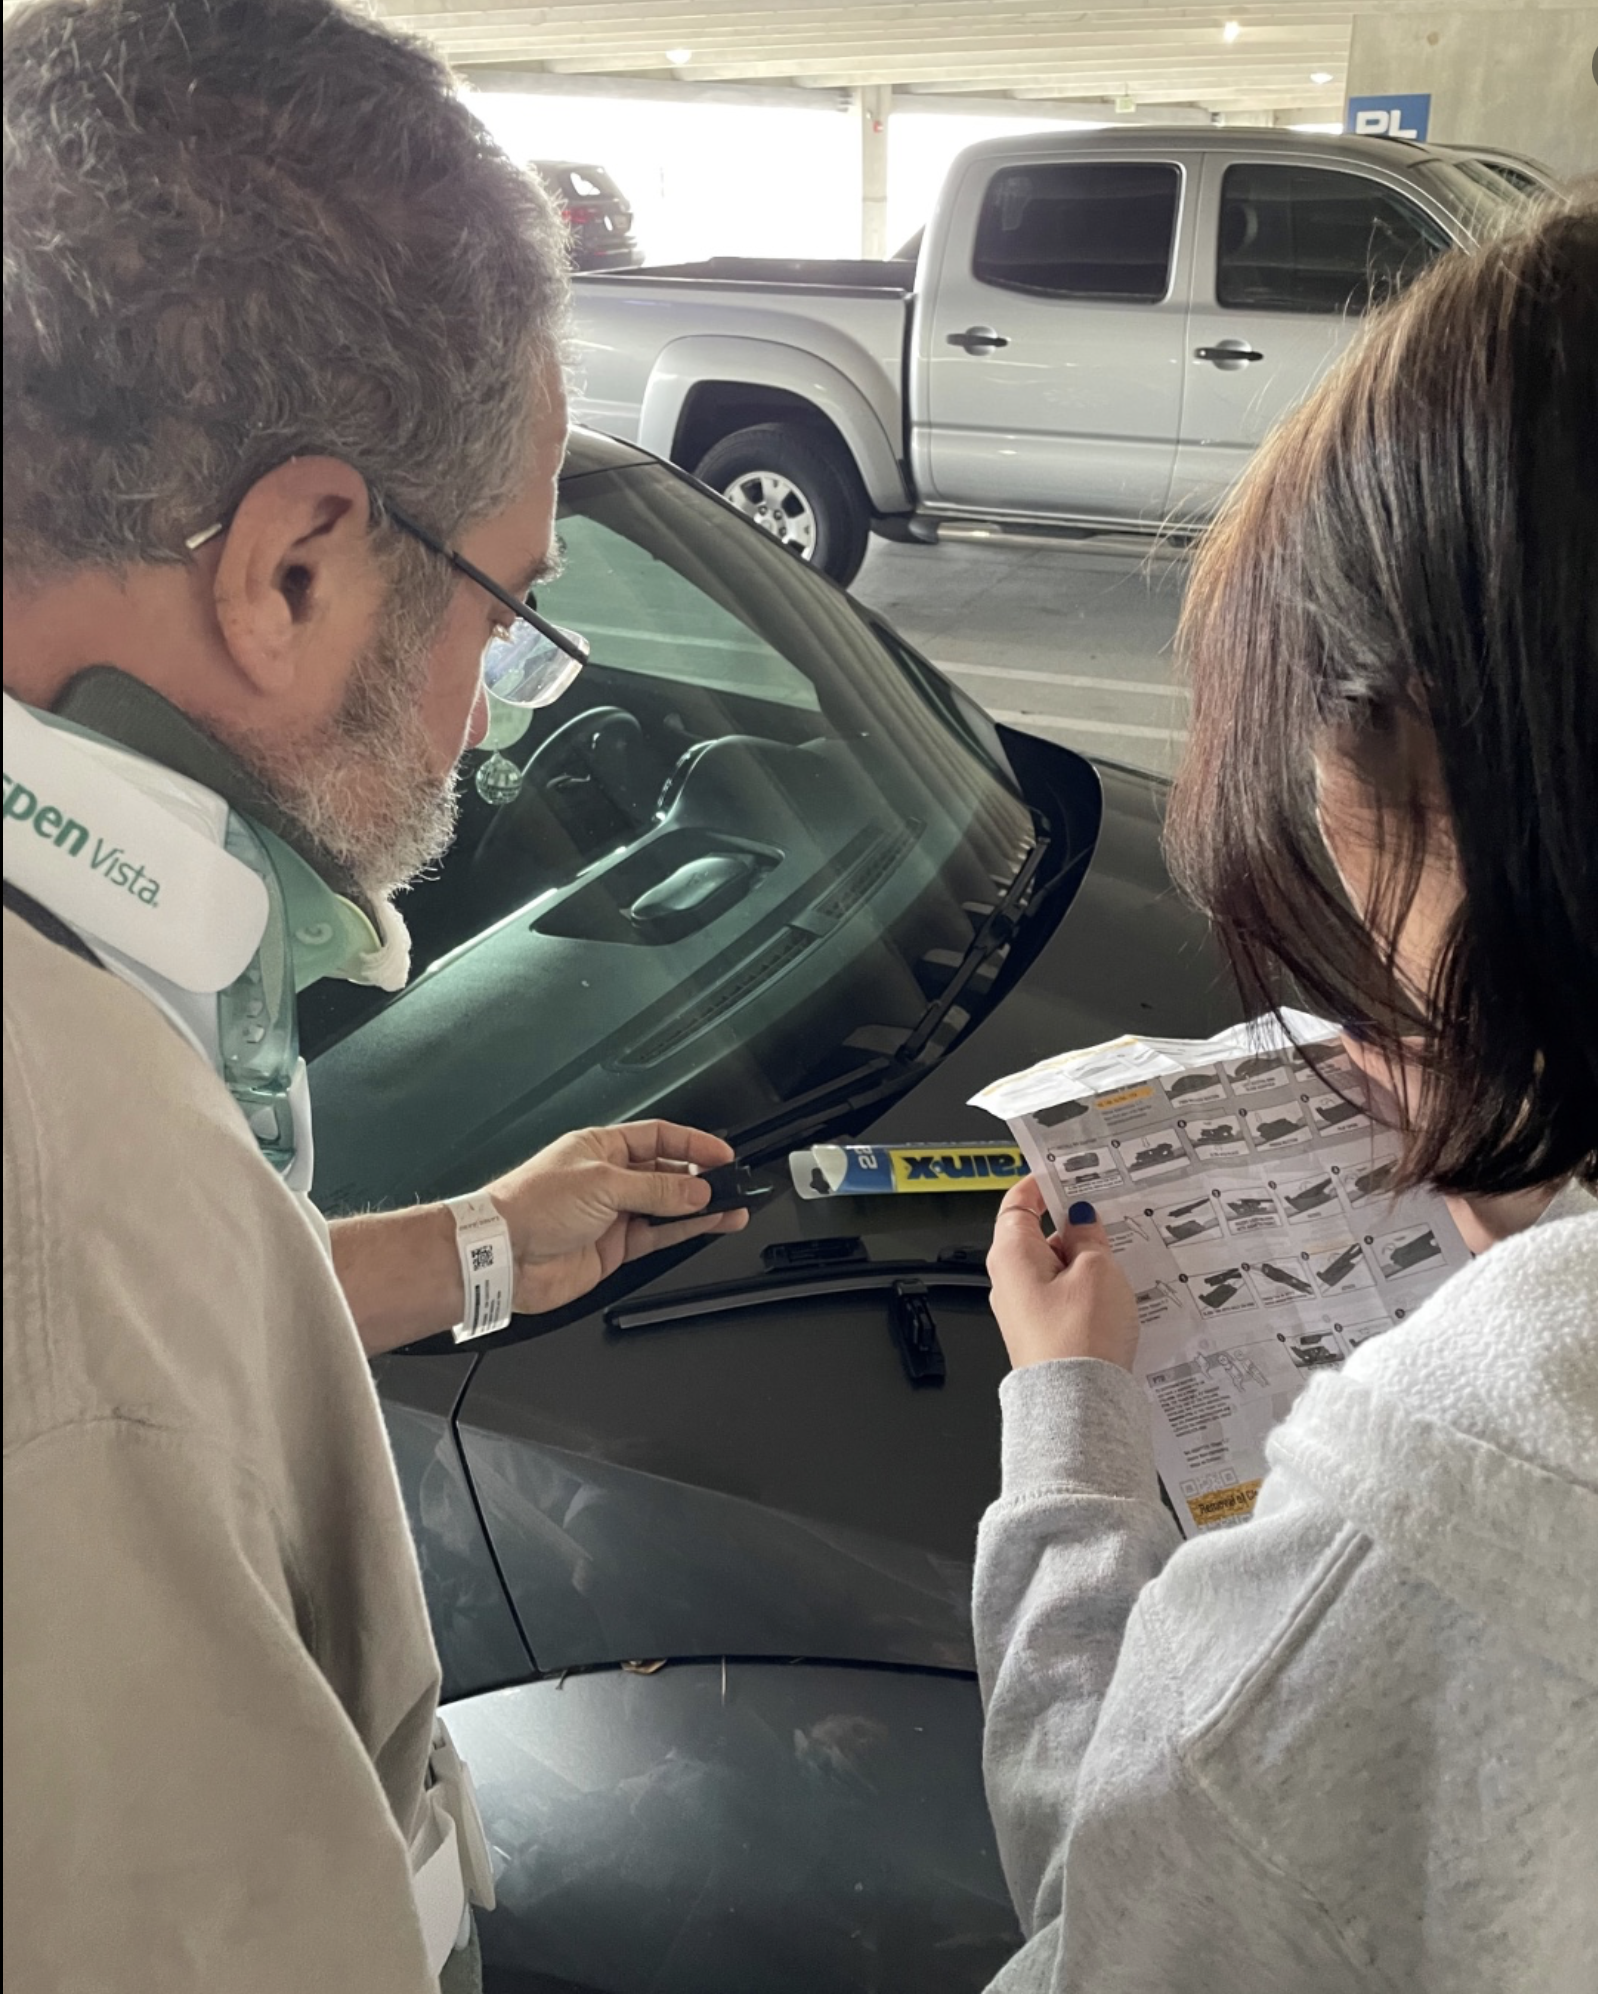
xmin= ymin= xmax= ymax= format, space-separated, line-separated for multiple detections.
xmin=2 ymin=4 xmax=745 ymax=1987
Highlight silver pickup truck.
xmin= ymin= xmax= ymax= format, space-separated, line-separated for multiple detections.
xmin=571 ymin=127 xmax=1506 ymax=583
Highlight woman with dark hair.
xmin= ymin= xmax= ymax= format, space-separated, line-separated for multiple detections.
xmin=975 ymin=199 xmax=1596 ymax=1994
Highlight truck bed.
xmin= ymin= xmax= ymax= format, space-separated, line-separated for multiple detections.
xmin=577 ymin=255 xmax=917 ymax=296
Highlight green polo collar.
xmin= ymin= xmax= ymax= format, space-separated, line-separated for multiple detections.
xmin=46 ymin=667 xmax=386 ymax=992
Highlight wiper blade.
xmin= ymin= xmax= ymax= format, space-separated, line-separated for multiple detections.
xmin=605 ymin=1245 xmax=990 ymax=1334
xmin=607 ymin=1241 xmax=990 ymax=1389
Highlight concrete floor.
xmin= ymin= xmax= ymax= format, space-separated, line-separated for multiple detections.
xmin=852 ymin=532 xmax=1190 ymax=778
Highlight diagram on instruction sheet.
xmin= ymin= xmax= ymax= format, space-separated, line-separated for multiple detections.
xmin=972 ymin=1013 xmax=1471 ymax=1538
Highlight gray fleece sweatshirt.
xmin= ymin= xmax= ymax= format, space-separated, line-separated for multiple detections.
xmin=974 ymin=1185 xmax=1598 ymax=1994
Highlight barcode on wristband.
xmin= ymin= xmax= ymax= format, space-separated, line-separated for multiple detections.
xmin=448 ymin=1195 xmax=514 ymax=1341
xmin=461 ymin=1262 xmax=510 ymax=1337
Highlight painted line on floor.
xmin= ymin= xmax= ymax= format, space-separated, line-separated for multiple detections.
xmin=932 ymin=660 xmax=1186 ymax=699
xmin=986 ymin=707 xmax=1188 ymax=743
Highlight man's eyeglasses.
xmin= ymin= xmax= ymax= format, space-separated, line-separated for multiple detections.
xmin=382 ymin=502 xmax=588 ymax=711
xmin=185 ymin=496 xmax=589 ymax=712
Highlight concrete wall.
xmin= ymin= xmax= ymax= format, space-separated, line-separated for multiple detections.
xmin=1347 ymin=5 xmax=1598 ymax=181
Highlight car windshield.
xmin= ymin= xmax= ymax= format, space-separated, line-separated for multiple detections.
xmin=303 ymin=448 xmax=1056 ymax=1215
xmin=1413 ymin=158 xmax=1518 ymax=237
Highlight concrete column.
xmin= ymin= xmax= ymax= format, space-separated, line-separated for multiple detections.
xmin=1346 ymin=6 xmax=1598 ymax=181
xmin=859 ymin=83 xmax=892 ymax=259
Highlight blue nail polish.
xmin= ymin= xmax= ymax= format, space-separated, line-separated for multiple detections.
xmin=1067 ymin=1200 xmax=1097 ymax=1226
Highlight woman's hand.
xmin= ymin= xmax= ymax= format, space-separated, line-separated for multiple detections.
xmin=986 ymin=1177 xmax=1141 ymax=1372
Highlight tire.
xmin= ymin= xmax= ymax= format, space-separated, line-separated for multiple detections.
xmin=693 ymin=422 xmax=872 ymax=588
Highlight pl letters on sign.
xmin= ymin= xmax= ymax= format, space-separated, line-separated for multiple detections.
xmin=1346 ymin=93 xmax=1432 ymax=140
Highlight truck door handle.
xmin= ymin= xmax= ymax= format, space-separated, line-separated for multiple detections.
xmin=1195 ymin=341 xmax=1265 ymax=369
xmin=947 ymin=325 xmax=1009 ymax=353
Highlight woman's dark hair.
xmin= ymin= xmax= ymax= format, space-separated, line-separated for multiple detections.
xmin=1167 ymin=198 xmax=1597 ymax=1199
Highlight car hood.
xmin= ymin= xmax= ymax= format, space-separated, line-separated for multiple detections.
xmin=378 ymin=749 xmax=1241 ymax=1693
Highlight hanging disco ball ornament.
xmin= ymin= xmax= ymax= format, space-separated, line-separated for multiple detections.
xmin=475 ymin=750 xmax=525 ymax=807
xmin=473 ymin=690 xmax=536 ymax=806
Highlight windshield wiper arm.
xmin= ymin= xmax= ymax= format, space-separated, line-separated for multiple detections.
xmin=898 ymin=831 xmax=1048 ymax=1063
xmin=726 ymin=831 xmax=1050 ymax=1163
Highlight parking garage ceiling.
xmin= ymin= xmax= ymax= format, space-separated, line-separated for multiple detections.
xmin=379 ymin=0 xmax=1374 ymax=119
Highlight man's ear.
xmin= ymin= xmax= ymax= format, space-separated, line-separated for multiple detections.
xmin=210 ymin=458 xmax=383 ymax=702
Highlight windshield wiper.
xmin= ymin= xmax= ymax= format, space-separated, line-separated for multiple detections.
xmin=607 ymin=1243 xmax=989 ymax=1329
xmin=606 ymin=1240 xmax=991 ymax=1387
xmin=725 ymin=831 xmax=1051 ymax=1164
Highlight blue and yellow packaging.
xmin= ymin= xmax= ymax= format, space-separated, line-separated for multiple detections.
xmin=789 ymin=1141 xmax=1029 ymax=1200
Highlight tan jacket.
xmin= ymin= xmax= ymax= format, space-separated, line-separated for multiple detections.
xmin=3 ymin=908 xmax=441 ymax=1990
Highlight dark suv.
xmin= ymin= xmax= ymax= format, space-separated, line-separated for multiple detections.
xmin=531 ymin=159 xmax=643 ymax=271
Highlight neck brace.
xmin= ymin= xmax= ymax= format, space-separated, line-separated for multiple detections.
xmin=3 ymin=690 xmax=409 ymax=1194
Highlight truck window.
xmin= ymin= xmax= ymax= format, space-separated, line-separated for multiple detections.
xmin=1217 ymin=164 xmax=1452 ymax=316
xmin=971 ymin=162 xmax=1180 ymax=304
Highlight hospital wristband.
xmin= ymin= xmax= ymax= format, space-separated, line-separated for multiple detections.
xmin=446 ymin=1192 xmax=515 ymax=1341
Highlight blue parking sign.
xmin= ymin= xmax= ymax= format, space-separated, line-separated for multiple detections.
xmin=1346 ymin=93 xmax=1432 ymax=140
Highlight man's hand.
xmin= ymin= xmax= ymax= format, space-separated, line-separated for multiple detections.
xmin=330 ymin=1119 xmax=747 ymax=1356
xmin=986 ymin=1177 xmax=1140 ymax=1372
xmin=486 ymin=1121 xmax=748 ymax=1316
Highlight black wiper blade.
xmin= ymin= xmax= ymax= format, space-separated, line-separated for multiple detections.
xmin=607 ymin=1244 xmax=988 ymax=1387
xmin=606 ymin=1246 xmax=989 ymax=1333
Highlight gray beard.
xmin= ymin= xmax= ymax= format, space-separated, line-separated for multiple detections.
xmin=240 ymin=615 xmax=461 ymax=902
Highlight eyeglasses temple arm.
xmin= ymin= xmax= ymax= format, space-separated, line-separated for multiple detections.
xmin=382 ymin=500 xmax=586 ymax=666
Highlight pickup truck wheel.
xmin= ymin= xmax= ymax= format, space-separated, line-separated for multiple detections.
xmin=694 ymin=424 xmax=871 ymax=588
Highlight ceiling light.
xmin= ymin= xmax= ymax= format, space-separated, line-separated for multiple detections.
xmin=665 ymin=47 xmax=693 ymax=65
xmin=1115 ymin=94 xmax=1137 ymax=115
xmin=1310 ymin=70 xmax=1334 ymax=85
xmin=1222 ymin=20 xmax=1241 ymax=42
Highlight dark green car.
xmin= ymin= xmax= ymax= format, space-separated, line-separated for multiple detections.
xmin=305 ymin=429 xmax=1239 ymax=1994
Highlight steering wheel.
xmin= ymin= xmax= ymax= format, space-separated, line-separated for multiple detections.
xmin=471 ymin=706 xmax=661 ymax=887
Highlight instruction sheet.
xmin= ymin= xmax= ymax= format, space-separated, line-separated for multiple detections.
xmin=971 ymin=1011 xmax=1470 ymax=1536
